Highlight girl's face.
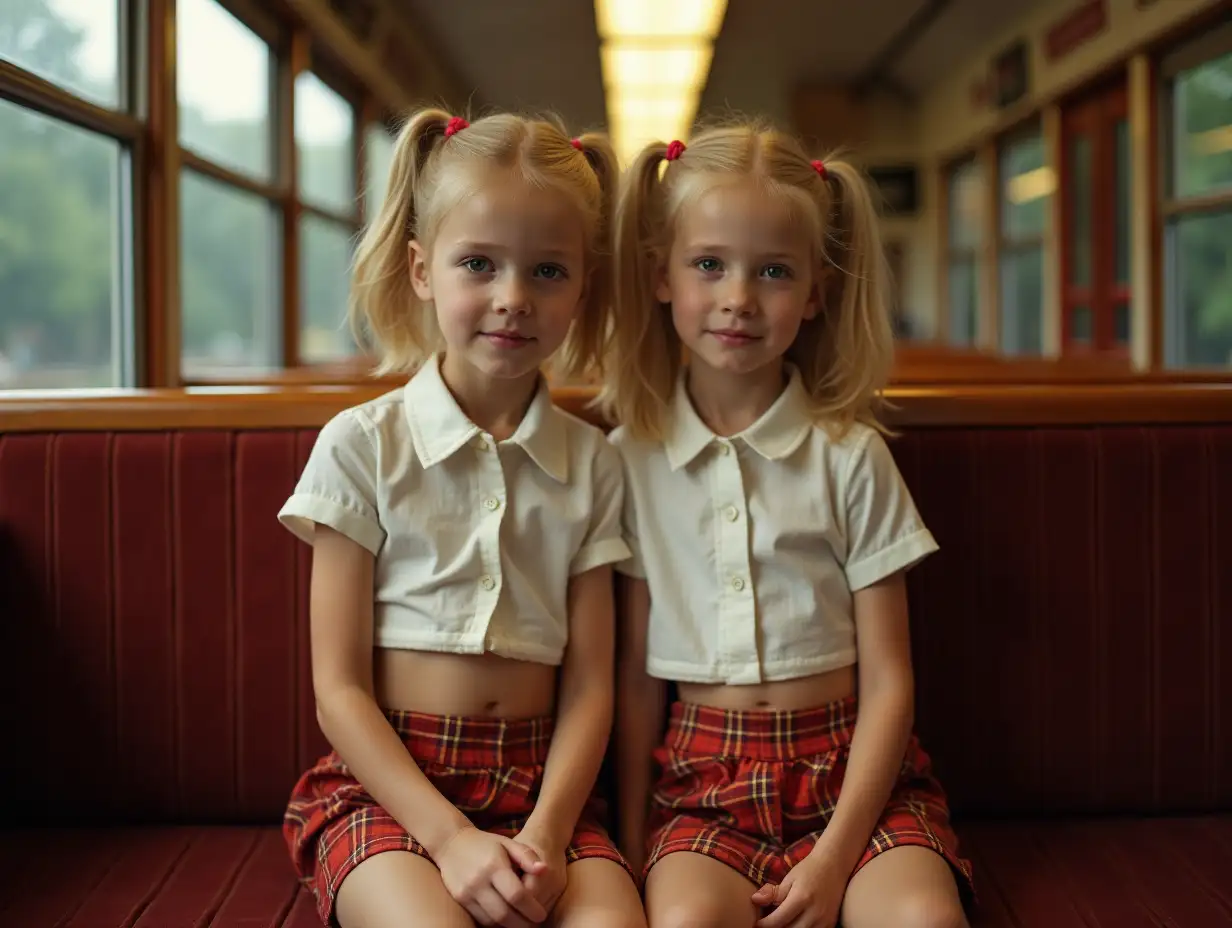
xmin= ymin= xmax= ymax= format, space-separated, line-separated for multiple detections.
xmin=658 ymin=177 xmax=820 ymax=379
xmin=409 ymin=168 xmax=588 ymax=385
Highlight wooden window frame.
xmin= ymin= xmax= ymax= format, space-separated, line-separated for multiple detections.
xmin=1058 ymin=77 xmax=1131 ymax=356
xmin=1158 ymin=19 xmax=1232 ymax=370
xmin=942 ymin=155 xmax=983 ymax=346
xmin=0 ymin=0 xmax=403 ymax=391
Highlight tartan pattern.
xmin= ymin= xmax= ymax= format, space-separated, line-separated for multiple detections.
xmin=285 ymin=709 xmax=629 ymax=926
xmin=646 ymin=698 xmax=975 ymax=897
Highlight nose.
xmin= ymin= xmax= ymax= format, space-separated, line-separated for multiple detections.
xmin=496 ymin=273 xmax=532 ymax=315
xmin=722 ymin=275 xmax=756 ymax=315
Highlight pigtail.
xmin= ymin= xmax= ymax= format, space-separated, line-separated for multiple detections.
xmin=349 ymin=107 xmax=453 ymax=374
xmin=597 ymin=141 xmax=680 ymax=440
xmin=792 ymin=157 xmax=895 ymax=435
xmin=554 ymin=131 xmax=620 ymax=385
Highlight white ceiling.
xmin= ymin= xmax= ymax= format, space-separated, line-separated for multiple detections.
xmin=400 ymin=0 xmax=1049 ymax=134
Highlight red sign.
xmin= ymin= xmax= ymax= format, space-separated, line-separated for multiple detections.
xmin=1045 ymin=0 xmax=1108 ymax=62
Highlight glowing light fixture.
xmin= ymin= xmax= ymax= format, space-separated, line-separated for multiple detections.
xmin=595 ymin=0 xmax=727 ymax=165
xmin=1006 ymin=166 xmax=1057 ymax=204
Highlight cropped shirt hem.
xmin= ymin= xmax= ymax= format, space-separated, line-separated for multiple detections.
xmin=844 ymin=528 xmax=938 ymax=592
xmin=570 ymin=537 xmax=633 ymax=576
xmin=278 ymin=493 xmax=385 ymax=555
xmin=646 ymin=647 xmax=857 ymax=685
xmin=373 ymin=628 xmax=563 ymax=666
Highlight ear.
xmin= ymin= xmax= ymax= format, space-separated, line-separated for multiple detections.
xmin=408 ymin=240 xmax=432 ymax=301
xmin=654 ymin=256 xmax=672 ymax=304
xmin=802 ymin=266 xmax=826 ymax=321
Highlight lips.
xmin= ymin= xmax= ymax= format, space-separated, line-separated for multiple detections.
xmin=482 ymin=330 xmax=535 ymax=348
xmin=708 ymin=328 xmax=760 ymax=345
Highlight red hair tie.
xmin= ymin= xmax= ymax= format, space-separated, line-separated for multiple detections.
xmin=444 ymin=116 xmax=469 ymax=137
xmin=811 ymin=159 xmax=828 ymax=179
xmin=665 ymin=140 xmax=686 ymax=161
xmin=570 ymin=138 xmax=583 ymax=151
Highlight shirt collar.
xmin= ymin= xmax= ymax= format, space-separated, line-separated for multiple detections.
xmin=664 ymin=365 xmax=813 ymax=471
xmin=404 ymin=354 xmax=569 ymax=482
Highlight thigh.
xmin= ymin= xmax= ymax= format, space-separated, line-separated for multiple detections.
xmin=335 ymin=850 xmax=473 ymax=928
xmin=645 ymin=852 xmax=760 ymax=928
xmin=550 ymin=858 xmax=646 ymax=928
xmin=840 ymin=846 xmax=967 ymax=928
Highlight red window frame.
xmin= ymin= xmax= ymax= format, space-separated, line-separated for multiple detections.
xmin=1060 ymin=80 xmax=1131 ymax=355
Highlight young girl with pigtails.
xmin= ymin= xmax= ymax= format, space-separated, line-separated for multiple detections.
xmin=602 ymin=124 xmax=975 ymax=928
xmin=278 ymin=108 xmax=646 ymax=928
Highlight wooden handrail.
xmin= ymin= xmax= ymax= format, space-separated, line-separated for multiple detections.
xmin=1 ymin=382 xmax=1230 ymax=431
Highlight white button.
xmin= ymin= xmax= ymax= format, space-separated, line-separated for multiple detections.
xmin=719 ymin=443 xmax=731 ymax=456
xmin=484 ymin=497 xmax=500 ymax=511
xmin=724 ymin=505 xmax=739 ymax=522
xmin=475 ymin=437 xmax=490 ymax=451
xmin=480 ymin=575 xmax=496 ymax=591
xmin=731 ymin=576 xmax=745 ymax=592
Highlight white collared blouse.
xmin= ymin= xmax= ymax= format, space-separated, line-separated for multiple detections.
xmin=279 ymin=355 xmax=630 ymax=665
xmin=611 ymin=368 xmax=937 ymax=685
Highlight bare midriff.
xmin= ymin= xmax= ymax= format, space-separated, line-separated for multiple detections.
xmin=374 ymin=647 xmax=558 ymax=719
xmin=676 ymin=662 xmax=856 ymax=712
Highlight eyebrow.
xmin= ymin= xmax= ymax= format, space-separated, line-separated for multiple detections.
xmin=451 ymin=240 xmax=579 ymax=260
xmin=683 ymin=244 xmax=805 ymax=261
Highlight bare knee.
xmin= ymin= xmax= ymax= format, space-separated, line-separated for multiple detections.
xmin=881 ymin=891 xmax=968 ymax=928
xmin=652 ymin=899 xmax=748 ymax=928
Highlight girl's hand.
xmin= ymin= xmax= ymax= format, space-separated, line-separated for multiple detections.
xmin=435 ymin=825 xmax=550 ymax=926
xmin=513 ymin=826 xmax=569 ymax=914
xmin=751 ymin=843 xmax=849 ymax=928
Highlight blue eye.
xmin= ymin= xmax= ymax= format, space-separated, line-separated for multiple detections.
xmin=536 ymin=263 xmax=568 ymax=280
xmin=694 ymin=257 xmax=721 ymax=273
xmin=763 ymin=264 xmax=792 ymax=280
xmin=463 ymin=257 xmax=493 ymax=273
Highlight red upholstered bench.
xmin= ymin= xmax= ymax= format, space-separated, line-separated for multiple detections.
xmin=2 ymin=384 xmax=1231 ymax=927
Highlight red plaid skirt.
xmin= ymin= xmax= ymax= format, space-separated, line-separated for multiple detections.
xmin=646 ymin=697 xmax=974 ymax=896
xmin=285 ymin=710 xmax=629 ymax=925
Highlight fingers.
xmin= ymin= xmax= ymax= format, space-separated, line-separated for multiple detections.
xmin=493 ymin=866 xmax=548 ymax=923
xmin=751 ymin=882 xmax=778 ymax=904
xmin=756 ymin=888 xmax=809 ymax=928
xmin=503 ymin=838 xmax=547 ymax=874
xmin=473 ymin=885 xmax=533 ymax=928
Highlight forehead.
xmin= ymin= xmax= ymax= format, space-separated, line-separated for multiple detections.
xmin=435 ymin=168 xmax=585 ymax=253
xmin=674 ymin=177 xmax=810 ymax=253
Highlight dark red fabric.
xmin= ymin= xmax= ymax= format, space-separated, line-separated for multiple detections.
xmin=645 ymin=698 xmax=973 ymax=895
xmin=1 ymin=422 xmax=1229 ymax=826
xmin=286 ymin=710 xmax=628 ymax=925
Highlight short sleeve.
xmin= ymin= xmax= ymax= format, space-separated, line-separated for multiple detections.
xmin=569 ymin=439 xmax=633 ymax=576
xmin=842 ymin=430 xmax=937 ymax=591
xmin=277 ymin=410 xmax=386 ymax=555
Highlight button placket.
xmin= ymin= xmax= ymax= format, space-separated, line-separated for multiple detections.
xmin=710 ymin=441 xmax=759 ymax=683
xmin=472 ymin=435 xmax=508 ymax=646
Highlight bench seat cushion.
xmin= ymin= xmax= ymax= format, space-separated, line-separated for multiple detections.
xmin=3 ymin=816 xmax=1231 ymax=927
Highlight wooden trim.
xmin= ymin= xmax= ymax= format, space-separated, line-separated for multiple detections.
xmin=1146 ymin=53 xmax=1164 ymax=371
xmin=142 ymin=0 xmax=180 ymax=388
xmin=282 ymin=29 xmax=309 ymax=370
xmin=0 ymin=60 xmax=142 ymax=141
xmin=180 ymin=148 xmax=284 ymax=201
xmin=1161 ymin=190 xmax=1232 ymax=217
xmin=301 ymin=201 xmax=360 ymax=228
xmin=2 ymin=383 xmax=1229 ymax=432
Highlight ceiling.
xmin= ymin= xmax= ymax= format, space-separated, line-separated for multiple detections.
xmin=399 ymin=0 xmax=1048 ymax=135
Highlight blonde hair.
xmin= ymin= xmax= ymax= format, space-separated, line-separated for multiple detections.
xmin=598 ymin=120 xmax=895 ymax=440
xmin=350 ymin=107 xmax=619 ymax=381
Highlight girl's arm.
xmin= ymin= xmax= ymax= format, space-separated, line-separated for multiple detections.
xmin=309 ymin=524 xmax=473 ymax=854
xmin=520 ymin=563 xmax=617 ymax=850
xmin=809 ymin=571 xmax=914 ymax=871
xmin=614 ymin=573 xmax=665 ymax=870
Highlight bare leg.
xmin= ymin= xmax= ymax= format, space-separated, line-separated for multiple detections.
xmin=550 ymin=858 xmax=647 ymax=928
xmin=335 ymin=850 xmax=473 ymax=928
xmin=644 ymin=852 xmax=760 ymax=928
xmin=840 ymin=846 xmax=968 ymax=928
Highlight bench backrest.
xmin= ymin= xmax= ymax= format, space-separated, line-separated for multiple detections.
xmin=2 ymin=384 xmax=1230 ymax=825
